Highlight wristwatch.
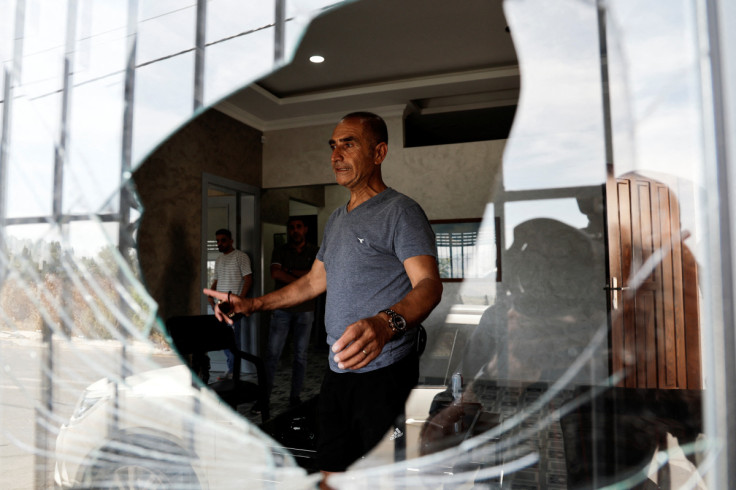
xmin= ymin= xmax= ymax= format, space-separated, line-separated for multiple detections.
xmin=381 ymin=309 xmax=407 ymax=335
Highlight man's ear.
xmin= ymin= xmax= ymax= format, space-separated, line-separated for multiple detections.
xmin=374 ymin=142 xmax=388 ymax=164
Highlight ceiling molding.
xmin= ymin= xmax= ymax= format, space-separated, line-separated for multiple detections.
xmin=216 ymin=101 xmax=407 ymax=132
xmin=257 ymin=65 xmax=521 ymax=104
xmin=417 ymin=89 xmax=521 ymax=115
xmin=215 ymin=65 xmax=521 ymax=132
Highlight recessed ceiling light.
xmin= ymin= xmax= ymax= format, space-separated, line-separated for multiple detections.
xmin=309 ymin=55 xmax=325 ymax=63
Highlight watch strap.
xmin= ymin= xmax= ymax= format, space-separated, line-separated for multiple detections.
xmin=381 ymin=308 xmax=407 ymax=335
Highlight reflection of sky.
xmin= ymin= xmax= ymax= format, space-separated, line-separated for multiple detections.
xmin=606 ymin=0 xmax=704 ymax=186
xmin=501 ymin=0 xmax=706 ymax=243
xmin=137 ymin=1 xmax=195 ymax=66
xmin=66 ymin=73 xmax=125 ymax=215
xmin=132 ymin=52 xmax=195 ymax=163
xmin=204 ymin=27 xmax=275 ymax=108
xmin=206 ymin=0 xmax=273 ymax=45
xmin=2 ymin=1 xmax=336 ymax=258
xmin=6 ymin=96 xmax=58 ymax=217
xmin=0 ymin=1 xmax=13 ymax=65
xmin=502 ymin=0 xmax=606 ymax=191
xmin=503 ymin=0 xmax=705 ymax=192
xmin=74 ymin=2 xmax=129 ymax=85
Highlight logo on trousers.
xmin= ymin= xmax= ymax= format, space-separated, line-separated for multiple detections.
xmin=389 ymin=427 xmax=404 ymax=440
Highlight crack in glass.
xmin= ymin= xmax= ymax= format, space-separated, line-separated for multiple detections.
xmin=0 ymin=0 xmax=721 ymax=488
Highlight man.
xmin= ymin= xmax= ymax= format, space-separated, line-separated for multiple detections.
xmin=209 ymin=229 xmax=253 ymax=379
xmin=255 ymin=217 xmax=319 ymax=413
xmin=206 ymin=112 xmax=442 ymax=487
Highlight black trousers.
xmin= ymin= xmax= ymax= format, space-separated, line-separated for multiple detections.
xmin=316 ymin=352 xmax=418 ymax=472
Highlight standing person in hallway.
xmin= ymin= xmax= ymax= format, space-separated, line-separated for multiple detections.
xmin=209 ymin=228 xmax=253 ymax=380
xmin=252 ymin=216 xmax=319 ymax=415
xmin=205 ymin=112 xmax=442 ymax=489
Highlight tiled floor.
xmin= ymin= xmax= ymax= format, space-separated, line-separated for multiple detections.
xmin=467 ymin=382 xmax=573 ymax=489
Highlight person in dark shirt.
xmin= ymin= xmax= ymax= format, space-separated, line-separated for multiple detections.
xmin=253 ymin=217 xmax=319 ymax=414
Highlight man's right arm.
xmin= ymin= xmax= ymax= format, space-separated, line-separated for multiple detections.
xmin=205 ymin=259 xmax=326 ymax=324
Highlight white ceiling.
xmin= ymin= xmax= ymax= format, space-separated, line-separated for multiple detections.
xmin=216 ymin=0 xmax=520 ymax=131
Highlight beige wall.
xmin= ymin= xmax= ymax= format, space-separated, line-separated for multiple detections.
xmin=263 ymin=116 xmax=505 ymax=220
xmin=134 ymin=109 xmax=263 ymax=320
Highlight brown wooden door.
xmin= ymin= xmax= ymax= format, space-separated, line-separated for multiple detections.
xmin=605 ymin=173 xmax=701 ymax=389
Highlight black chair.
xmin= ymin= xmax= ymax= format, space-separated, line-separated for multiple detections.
xmin=166 ymin=315 xmax=270 ymax=423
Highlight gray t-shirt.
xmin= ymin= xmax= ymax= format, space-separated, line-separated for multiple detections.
xmin=317 ymin=188 xmax=437 ymax=373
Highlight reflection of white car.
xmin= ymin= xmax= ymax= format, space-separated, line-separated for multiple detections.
xmin=54 ymin=364 xmax=310 ymax=489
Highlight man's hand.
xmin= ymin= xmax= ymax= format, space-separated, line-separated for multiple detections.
xmin=332 ymin=314 xmax=394 ymax=370
xmin=203 ymin=289 xmax=256 ymax=325
xmin=208 ymin=281 xmax=218 ymax=310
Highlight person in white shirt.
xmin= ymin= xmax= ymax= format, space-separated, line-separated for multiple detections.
xmin=208 ymin=228 xmax=253 ymax=379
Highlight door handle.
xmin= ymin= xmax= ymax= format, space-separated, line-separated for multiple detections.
xmin=604 ymin=278 xmax=628 ymax=309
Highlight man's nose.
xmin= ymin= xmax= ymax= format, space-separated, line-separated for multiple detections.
xmin=331 ymin=147 xmax=342 ymax=162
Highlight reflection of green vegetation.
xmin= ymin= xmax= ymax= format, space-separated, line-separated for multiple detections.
xmin=438 ymin=257 xmax=452 ymax=278
xmin=0 ymin=240 xmax=160 ymax=345
xmin=207 ymin=262 xmax=216 ymax=288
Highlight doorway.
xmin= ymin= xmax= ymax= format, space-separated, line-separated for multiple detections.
xmin=202 ymin=173 xmax=261 ymax=373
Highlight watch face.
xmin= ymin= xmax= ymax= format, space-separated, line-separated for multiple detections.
xmin=394 ymin=314 xmax=407 ymax=331
xmin=385 ymin=309 xmax=406 ymax=332
xmin=383 ymin=309 xmax=407 ymax=333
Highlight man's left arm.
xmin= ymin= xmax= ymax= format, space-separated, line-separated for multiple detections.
xmin=332 ymin=255 xmax=443 ymax=370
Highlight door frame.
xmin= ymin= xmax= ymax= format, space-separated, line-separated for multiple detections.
xmin=201 ymin=173 xmax=262 ymax=363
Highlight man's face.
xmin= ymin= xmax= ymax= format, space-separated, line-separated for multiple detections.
xmin=215 ymin=234 xmax=234 ymax=253
xmin=287 ymin=220 xmax=307 ymax=245
xmin=328 ymin=118 xmax=381 ymax=190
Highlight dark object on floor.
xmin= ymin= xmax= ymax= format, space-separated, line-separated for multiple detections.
xmin=261 ymin=396 xmax=320 ymax=473
xmin=251 ymin=399 xmax=268 ymax=415
xmin=166 ymin=315 xmax=270 ymax=422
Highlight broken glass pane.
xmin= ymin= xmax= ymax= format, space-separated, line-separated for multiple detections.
xmin=0 ymin=0 xmax=728 ymax=488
